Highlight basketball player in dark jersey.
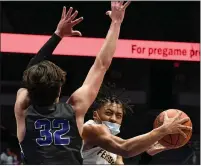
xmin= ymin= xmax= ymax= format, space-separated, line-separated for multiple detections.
xmin=14 ymin=2 xmax=131 ymax=164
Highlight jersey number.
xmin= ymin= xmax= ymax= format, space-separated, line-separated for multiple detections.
xmin=34 ymin=119 xmax=70 ymax=146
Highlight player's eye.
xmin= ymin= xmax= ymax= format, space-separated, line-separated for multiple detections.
xmin=116 ymin=114 xmax=122 ymax=118
xmin=105 ymin=112 xmax=113 ymax=116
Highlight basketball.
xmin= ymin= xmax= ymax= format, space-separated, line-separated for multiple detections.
xmin=153 ymin=109 xmax=192 ymax=148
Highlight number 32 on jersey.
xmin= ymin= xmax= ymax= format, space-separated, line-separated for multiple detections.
xmin=34 ymin=119 xmax=70 ymax=146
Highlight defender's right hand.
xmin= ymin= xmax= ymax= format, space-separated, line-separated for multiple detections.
xmin=106 ymin=1 xmax=131 ymax=24
xmin=162 ymin=111 xmax=192 ymax=138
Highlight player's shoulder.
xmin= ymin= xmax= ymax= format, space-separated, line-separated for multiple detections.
xmin=84 ymin=120 xmax=96 ymax=125
xmin=16 ymin=88 xmax=28 ymax=99
xmin=17 ymin=88 xmax=27 ymax=94
xmin=15 ymin=88 xmax=30 ymax=113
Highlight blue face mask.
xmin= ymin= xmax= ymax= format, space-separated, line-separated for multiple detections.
xmin=102 ymin=121 xmax=121 ymax=135
xmin=95 ymin=111 xmax=121 ymax=135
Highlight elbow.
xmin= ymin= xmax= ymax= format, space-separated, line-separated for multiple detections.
xmin=119 ymin=148 xmax=131 ymax=158
xmin=96 ymin=56 xmax=112 ymax=70
xmin=117 ymin=145 xmax=129 ymax=158
xmin=121 ymin=150 xmax=137 ymax=158
xmin=121 ymin=150 xmax=134 ymax=158
xmin=102 ymin=59 xmax=112 ymax=70
xmin=119 ymin=144 xmax=138 ymax=158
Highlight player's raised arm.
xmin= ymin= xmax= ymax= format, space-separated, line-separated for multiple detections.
xmin=16 ymin=6 xmax=83 ymax=110
xmin=67 ymin=1 xmax=131 ymax=135
xmin=27 ymin=6 xmax=83 ymax=69
xmin=15 ymin=6 xmax=83 ymax=141
xmin=82 ymin=112 xmax=192 ymax=158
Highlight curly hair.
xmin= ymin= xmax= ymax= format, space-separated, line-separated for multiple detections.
xmin=90 ymin=82 xmax=134 ymax=115
xmin=23 ymin=60 xmax=66 ymax=106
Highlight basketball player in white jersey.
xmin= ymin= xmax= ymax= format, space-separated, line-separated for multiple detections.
xmin=81 ymin=95 xmax=192 ymax=164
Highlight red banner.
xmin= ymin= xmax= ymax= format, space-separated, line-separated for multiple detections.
xmin=1 ymin=33 xmax=200 ymax=62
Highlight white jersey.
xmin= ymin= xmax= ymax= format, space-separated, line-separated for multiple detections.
xmin=81 ymin=120 xmax=117 ymax=165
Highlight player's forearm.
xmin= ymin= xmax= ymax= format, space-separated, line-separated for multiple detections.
xmin=36 ymin=33 xmax=61 ymax=58
xmin=95 ymin=21 xmax=121 ymax=69
xmin=121 ymin=127 xmax=167 ymax=158
xmin=26 ymin=33 xmax=61 ymax=69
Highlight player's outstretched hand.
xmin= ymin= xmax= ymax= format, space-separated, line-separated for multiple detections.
xmin=162 ymin=111 xmax=192 ymax=138
xmin=106 ymin=1 xmax=131 ymax=24
xmin=146 ymin=141 xmax=174 ymax=156
xmin=55 ymin=6 xmax=84 ymax=38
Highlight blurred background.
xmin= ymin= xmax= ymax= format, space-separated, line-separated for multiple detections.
xmin=0 ymin=1 xmax=200 ymax=165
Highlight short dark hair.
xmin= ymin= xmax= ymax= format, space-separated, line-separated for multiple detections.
xmin=96 ymin=96 xmax=127 ymax=114
xmin=91 ymin=83 xmax=133 ymax=115
xmin=23 ymin=60 xmax=66 ymax=106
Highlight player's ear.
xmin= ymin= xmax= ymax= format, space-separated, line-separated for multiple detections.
xmin=93 ymin=110 xmax=102 ymax=123
xmin=93 ymin=111 xmax=98 ymax=119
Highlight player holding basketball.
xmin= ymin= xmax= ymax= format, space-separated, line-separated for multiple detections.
xmin=81 ymin=94 xmax=192 ymax=164
xmin=14 ymin=2 xmax=131 ymax=164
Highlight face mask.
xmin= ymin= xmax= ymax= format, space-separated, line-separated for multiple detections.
xmin=95 ymin=111 xmax=121 ymax=135
xmin=102 ymin=121 xmax=121 ymax=136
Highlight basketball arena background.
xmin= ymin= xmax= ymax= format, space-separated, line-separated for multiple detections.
xmin=0 ymin=1 xmax=200 ymax=165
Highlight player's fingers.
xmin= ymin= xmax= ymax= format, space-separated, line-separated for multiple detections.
xmin=111 ymin=1 xmax=115 ymax=7
xmin=69 ymin=10 xmax=78 ymax=22
xmin=71 ymin=30 xmax=82 ymax=36
xmin=174 ymin=111 xmax=182 ymax=120
xmin=179 ymin=117 xmax=190 ymax=124
xmin=70 ymin=17 xmax=83 ymax=27
xmin=61 ymin=6 xmax=66 ymax=19
xmin=119 ymin=1 xmax=124 ymax=6
xmin=106 ymin=11 xmax=111 ymax=16
xmin=178 ymin=129 xmax=187 ymax=139
xmin=65 ymin=7 xmax=73 ymax=19
xmin=163 ymin=111 xmax=169 ymax=121
xmin=111 ymin=1 xmax=117 ymax=8
xmin=179 ymin=125 xmax=192 ymax=132
xmin=122 ymin=1 xmax=131 ymax=9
